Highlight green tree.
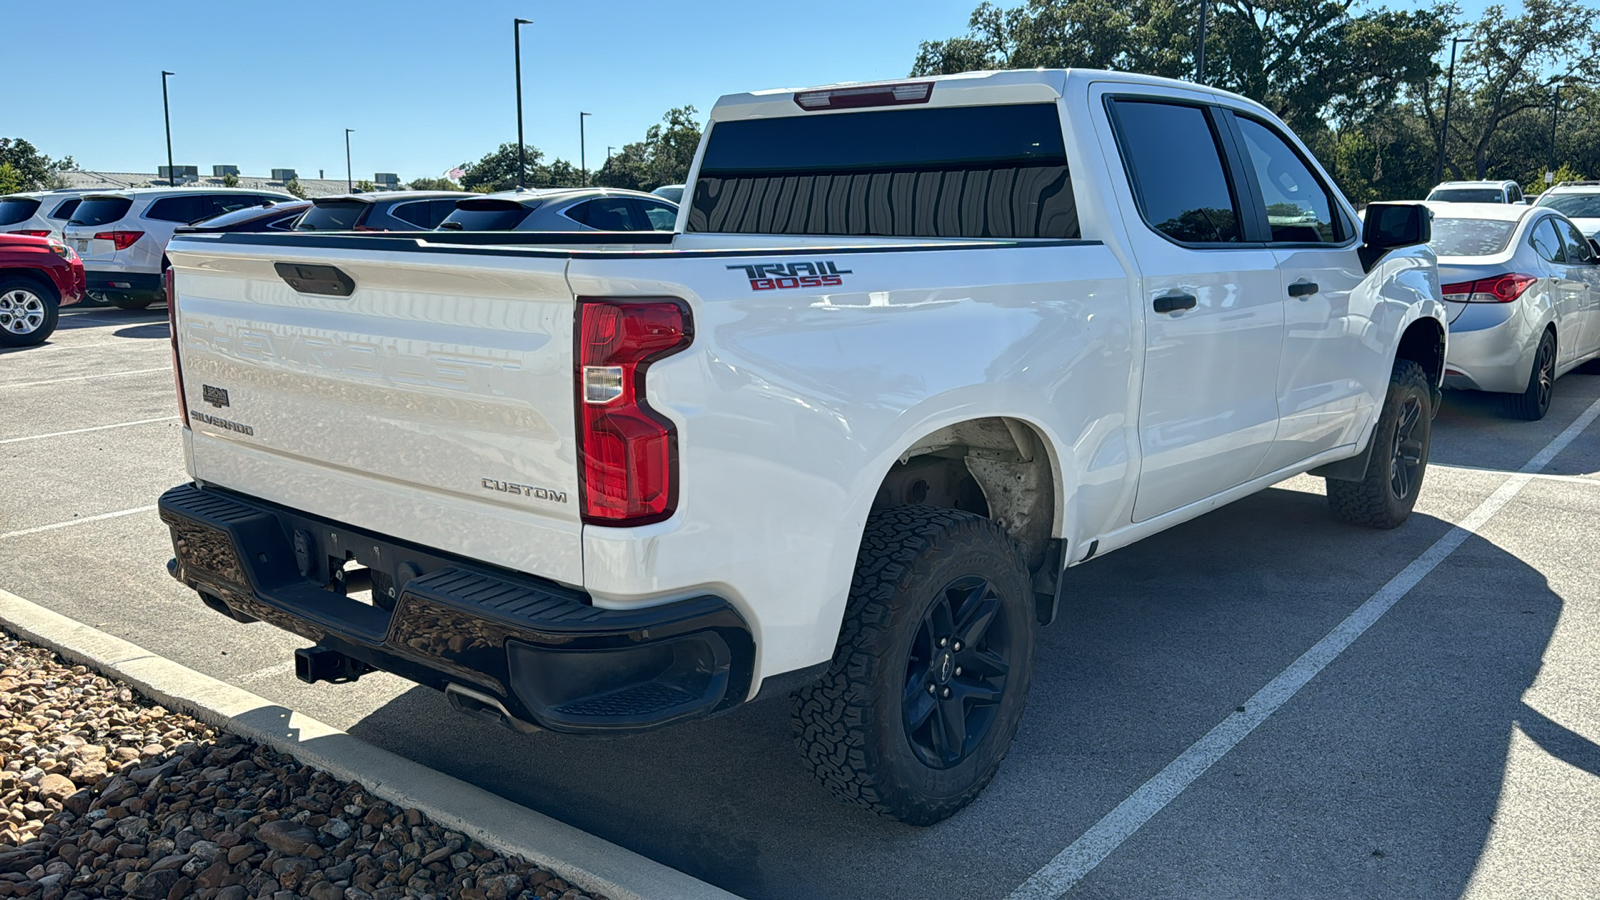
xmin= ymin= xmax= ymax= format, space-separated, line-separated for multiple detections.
xmin=221 ymin=172 xmax=239 ymax=187
xmin=0 ymin=138 xmax=74 ymax=191
xmin=406 ymin=176 xmax=461 ymax=191
xmin=0 ymin=163 xmax=22 ymax=195
xmin=354 ymin=179 xmax=376 ymax=193
xmin=284 ymin=178 xmax=307 ymax=199
xmin=459 ymin=143 xmax=542 ymax=192
xmin=1431 ymin=0 xmax=1600 ymax=179
xmin=593 ymin=106 xmax=702 ymax=192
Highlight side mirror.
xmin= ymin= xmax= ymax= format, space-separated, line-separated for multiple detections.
xmin=1589 ymin=237 xmax=1600 ymax=260
xmin=1360 ymin=202 xmax=1432 ymax=272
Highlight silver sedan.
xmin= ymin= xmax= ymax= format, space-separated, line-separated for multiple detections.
xmin=1428 ymin=202 xmax=1600 ymax=420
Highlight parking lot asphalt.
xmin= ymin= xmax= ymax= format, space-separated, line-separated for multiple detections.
xmin=5 ymin=305 xmax=1600 ymax=900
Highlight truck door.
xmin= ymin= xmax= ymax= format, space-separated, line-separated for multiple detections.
xmin=1103 ymin=97 xmax=1285 ymax=522
xmin=1224 ymin=112 xmax=1378 ymax=474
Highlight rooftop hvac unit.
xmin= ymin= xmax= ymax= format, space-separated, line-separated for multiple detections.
xmin=374 ymin=173 xmax=400 ymax=186
xmin=271 ymin=169 xmax=298 ymax=182
xmin=158 ymin=165 xmax=199 ymax=181
xmin=212 ymin=165 xmax=239 ymax=177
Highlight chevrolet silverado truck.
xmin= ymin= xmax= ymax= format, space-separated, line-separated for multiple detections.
xmin=157 ymin=69 xmax=1445 ymax=824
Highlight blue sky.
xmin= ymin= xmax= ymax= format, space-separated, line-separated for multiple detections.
xmin=3 ymin=0 xmax=1493 ymax=182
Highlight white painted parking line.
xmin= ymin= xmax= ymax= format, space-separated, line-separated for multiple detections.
xmin=1433 ymin=462 xmax=1600 ymax=486
xmin=2 ymin=367 xmax=169 ymax=390
xmin=238 ymin=660 xmax=296 ymax=683
xmin=0 ymin=416 xmax=174 ymax=444
xmin=1009 ymin=394 xmax=1600 ymax=900
xmin=0 ymin=505 xmax=159 ymax=541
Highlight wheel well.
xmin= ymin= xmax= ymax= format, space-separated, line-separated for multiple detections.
xmin=872 ymin=417 xmax=1057 ymax=577
xmin=0 ymin=269 xmax=59 ymax=302
xmin=1395 ymin=318 xmax=1445 ymax=388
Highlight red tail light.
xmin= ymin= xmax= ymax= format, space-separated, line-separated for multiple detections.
xmin=166 ymin=267 xmax=189 ymax=427
xmin=9 ymin=229 xmax=50 ymax=237
xmin=1440 ymin=273 xmax=1538 ymax=303
xmin=93 ymin=230 xmax=144 ymax=250
xmin=575 ymin=298 xmax=692 ymax=525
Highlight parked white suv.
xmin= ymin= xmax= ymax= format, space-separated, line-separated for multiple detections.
xmin=1533 ymin=181 xmax=1600 ymax=243
xmin=0 ymin=190 xmax=95 ymax=240
xmin=63 ymin=187 xmax=291 ymax=308
xmin=1426 ymin=180 xmax=1528 ymax=205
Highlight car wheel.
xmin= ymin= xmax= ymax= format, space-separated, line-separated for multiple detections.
xmin=1506 ymin=330 xmax=1556 ymax=421
xmin=1327 ymin=359 xmax=1432 ymax=529
xmin=0 ymin=277 xmax=60 ymax=348
xmin=791 ymin=506 xmax=1035 ymax=824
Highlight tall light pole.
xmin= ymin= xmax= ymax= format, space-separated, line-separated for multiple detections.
xmin=345 ymin=129 xmax=354 ymax=192
xmin=1196 ymin=0 xmax=1209 ymax=83
xmin=579 ymin=112 xmax=591 ymax=186
xmin=1549 ymin=83 xmax=1561 ymax=185
xmin=1436 ymin=37 xmax=1472 ymax=184
xmin=514 ymin=18 xmax=532 ymax=189
xmin=161 ymin=71 xmax=176 ymax=186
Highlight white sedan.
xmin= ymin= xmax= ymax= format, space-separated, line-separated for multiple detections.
xmin=1428 ymin=202 xmax=1600 ymax=420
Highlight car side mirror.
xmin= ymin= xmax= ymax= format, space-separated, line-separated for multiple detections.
xmin=1590 ymin=238 xmax=1600 ymax=260
xmin=1359 ymin=203 xmax=1432 ymax=272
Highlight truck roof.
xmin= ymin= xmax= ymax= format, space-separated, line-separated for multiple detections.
xmin=709 ymin=68 xmax=1268 ymax=123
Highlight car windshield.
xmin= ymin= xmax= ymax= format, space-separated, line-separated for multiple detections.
xmin=1428 ymin=217 xmax=1519 ymax=257
xmin=0 ymin=198 xmax=43 ymax=226
xmin=1427 ymin=188 xmax=1505 ymax=203
xmin=69 ymin=197 xmax=134 ymax=226
xmin=438 ymin=200 xmax=532 ymax=231
xmin=1535 ymin=194 xmax=1600 ymax=218
xmin=296 ymin=200 xmax=368 ymax=231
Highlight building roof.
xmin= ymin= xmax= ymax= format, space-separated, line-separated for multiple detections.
xmin=60 ymin=170 xmax=380 ymax=199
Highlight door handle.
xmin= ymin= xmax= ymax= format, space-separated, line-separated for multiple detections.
xmin=1153 ymin=292 xmax=1197 ymax=314
xmin=1287 ymin=281 xmax=1320 ymax=298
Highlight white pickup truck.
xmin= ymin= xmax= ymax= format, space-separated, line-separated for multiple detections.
xmin=158 ymin=69 xmax=1445 ymax=824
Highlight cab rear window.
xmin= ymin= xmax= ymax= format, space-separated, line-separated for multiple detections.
xmin=69 ymin=197 xmax=134 ymax=226
xmin=688 ymin=103 xmax=1079 ymax=239
xmin=0 ymin=198 xmax=43 ymax=226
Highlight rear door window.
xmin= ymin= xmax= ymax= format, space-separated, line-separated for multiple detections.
xmin=69 ymin=197 xmax=134 ymax=226
xmin=635 ymin=199 xmax=678 ymax=231
xmin=47 ymin=198 xmax=81 ymax=220
xmin=438 ymin=200 xmax=531 ymax=231
xmin=688 ymin=103 xmax=1078 ymax=238
xmin=0 ymin=198 xmax=42 ymax=226
xmin=297 ymin=200 xmax=369 ymax=231
xmin=1109 ymin=100 xmax=1243 ymax=244
xmin=1555 ymin=218 xmax=1595 ymax=264
xmin=388 ymin=201 xmax=433 ymax=227
xmin=147 ymin=194 xmax=211 ymax=223
xmin=566 ymin=198 xmax=642 ymax=230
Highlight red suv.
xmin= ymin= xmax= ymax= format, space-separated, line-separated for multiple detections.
xmin=0 ymin=234 xmax=86 ymax=347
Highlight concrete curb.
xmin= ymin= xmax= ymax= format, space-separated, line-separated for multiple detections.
xmin=0 ymin=587 xmax=743 ymax=900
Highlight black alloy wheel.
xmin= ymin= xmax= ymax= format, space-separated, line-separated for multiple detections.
xmin=1388 ymin=394 xmax=1425 ymax=503
xmin=902 ymin=574 xmax=1013 ymax=769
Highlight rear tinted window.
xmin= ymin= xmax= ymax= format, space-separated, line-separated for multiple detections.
xmin=0 ymin=198 xmax=42 ymax=226
xmin=48 ymin=198 xmax=81 ymax=220
xmin=565 ymin=198 xmax=642 ymax=230
xmin=1110 ymin=100 xmax=1242 ymax=243
xmin=439 ymin=200 xmax=531 ymax=231
xmin=69 ymin=197 xmax=134 ymax=226
xmin=389 ymin=201 xmax=435 ymax=227
xmin=1427 ymin=217 xmax=1518 ymax=256
xmin=147 ymin=195 xmax=211 ymax=223
xmin=1428 ymin=188 xmax=1505 ymax=203
xmin=688 ymin=104 xmax=1078 ymax=238
xmin=297 ymin=201 xmax=368 ymax=231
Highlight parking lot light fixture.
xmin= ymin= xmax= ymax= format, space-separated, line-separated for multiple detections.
xmin=515 ymin=18 xmax=532 ymax=189
xmin=161 ymin=71 xmax=175 ymax=186
xmin=580 ymin=112 xmax=592 ymax=186
xmin=1437 ymin=37 xmax=1473 ymax=184
xmin=345 ymin=129 xmax=355 ymax=192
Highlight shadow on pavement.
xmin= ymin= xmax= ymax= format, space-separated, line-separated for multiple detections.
xmin=111 ymin=322 xmax=170 ymax=340
xmin=1432 ymin=372 xmax=1600 ymax=477
xmin=341 ymin=483 xmax=1575 ymax=900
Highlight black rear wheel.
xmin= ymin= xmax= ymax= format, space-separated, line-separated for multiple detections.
xmin=1506 ymin=330 xmax=1556 ymax=421
xmin=1327 ymin=359 xmax=1432 ymax=529
xmin=791 ymin=506 xmax=1034 ymax=824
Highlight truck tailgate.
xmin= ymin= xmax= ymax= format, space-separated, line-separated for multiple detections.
xmin=166 ymin=238 xmax=584 ymax=586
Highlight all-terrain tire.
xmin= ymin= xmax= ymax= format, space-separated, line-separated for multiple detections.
xmin=0 ymin=276 xmax=60 ymax=348
xmin=1327 ymin=359 xmax=1432 ymax=529
xmin=790 ymin=506 xmax=1035 ymax=825
xmin=1505 ymin=330 xmax=1556 ymax=421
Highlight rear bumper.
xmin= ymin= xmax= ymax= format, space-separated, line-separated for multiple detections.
xmin=1442 ymin=303 xmax=1541 ymax=394
xmin=157 ymin=482 xmax=754 ymax=734
xmin=85 ymin=270 xmax=162 ymax=300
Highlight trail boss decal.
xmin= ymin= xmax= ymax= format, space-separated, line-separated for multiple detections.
xmin=728 ymin=261 xmax=851 ymax=291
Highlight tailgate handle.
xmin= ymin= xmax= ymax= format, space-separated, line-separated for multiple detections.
xmin=274 ymin=262 xmax=355 ymax=297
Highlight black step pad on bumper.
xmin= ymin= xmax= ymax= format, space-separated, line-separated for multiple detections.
xmin=158 ymin=483 xmax=754 ymax=733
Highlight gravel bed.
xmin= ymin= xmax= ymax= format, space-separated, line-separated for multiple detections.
xmin=0 ymin=633 xmax=608 ymax=900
